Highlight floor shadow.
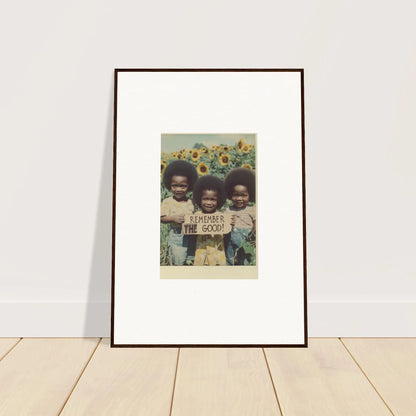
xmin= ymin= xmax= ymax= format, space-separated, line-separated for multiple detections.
xmin=84 ymin=79 xmax=113 ymax=337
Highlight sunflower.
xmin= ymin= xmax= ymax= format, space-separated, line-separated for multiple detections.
xmin=242 ymin=144 xmax=250 ymax=154
xmin=197 ymin=162 xmax=209 ymax=175
xmin=219 ymin=153 xmax=230 ymax=166
xmin=176 ymin=152 xmax=184 ymax=159
xmin=211 ymin=145 xmax=218 ymax=150
xmin=161 ymin=160 xmax=167 ymax=174
xmin=188 ymin=149 xmax=193 ymax=154
xmin=237 ymin=139 xmax=245 ymax=150
xmin=200 ymin=147 xmax=209 ymax=154
xmin=191 ymin=149 xmax=201 ymax=161
xmin=209 ymin=153 xmax=214 ymax=159
xmin=223 ymin=145 xmax=230 ymax=152
xmin=241 ymin=163 xmax=253 ymax=171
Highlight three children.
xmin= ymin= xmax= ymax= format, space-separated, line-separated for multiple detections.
xmin=161 ymin=160 xmax=256 ymax=266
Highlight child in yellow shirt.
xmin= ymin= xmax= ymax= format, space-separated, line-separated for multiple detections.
xmin=192 ymin=175 xmax=227 ymax=266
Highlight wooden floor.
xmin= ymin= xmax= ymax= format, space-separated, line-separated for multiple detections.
xmin=0 ymin=338 xmax=415 ymax=415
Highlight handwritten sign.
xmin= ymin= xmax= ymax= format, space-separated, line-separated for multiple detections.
xmin=182 ymin=213 xmax=232 ymax=235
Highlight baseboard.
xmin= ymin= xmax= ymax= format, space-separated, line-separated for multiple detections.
xmin=0 ymin=302 xmax=110 ymax=337
xmin=0 ymin=301 xmax=415 ymax=337
xmin=308 ymin=301 xmax=416 ymax=337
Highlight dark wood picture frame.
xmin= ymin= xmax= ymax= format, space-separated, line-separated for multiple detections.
xmin=111 ymin=69 xmax=307 ymax=347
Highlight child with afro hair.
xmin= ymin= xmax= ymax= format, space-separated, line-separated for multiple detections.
xmin=161 ymin=160 xmax=198 ymax=265
xmin=224 ymin=168 xmax=256 ymax=265
xmin=192 ymin=175 xmax=227 ymax=266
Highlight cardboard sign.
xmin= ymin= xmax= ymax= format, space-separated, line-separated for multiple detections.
xmin=182 ymin=213 xmax=232 ymax=235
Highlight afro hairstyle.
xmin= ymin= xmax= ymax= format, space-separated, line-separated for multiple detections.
xmin=224 ymin=168 xmax=256 ymax=202
xmin=192 ymin=175 xmax=227 ymax=210
xmin=162 ymin=160 xmax=198 ymax=191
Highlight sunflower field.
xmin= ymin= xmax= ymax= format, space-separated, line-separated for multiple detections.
xmin=160 ymin=138 xmax=256 ymax=266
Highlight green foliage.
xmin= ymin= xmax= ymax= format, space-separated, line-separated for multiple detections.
xmin=239 ymin=231 xmax=256 ymax=265
xmin=160 ymin=222 xmax=170 ymax=266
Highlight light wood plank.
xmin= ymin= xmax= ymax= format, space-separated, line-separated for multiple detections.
xmin=342 ymin=338 xmax=416 ymax=416
xmin=171 ymin=348 xmax=281 ymax=416
xmin=265 ymin=338 xmax=392 ymax=416
xmin=0 ymin=338 xmax=99 ymax=416
xmin=0 ymin=338 xmax=20 ymax=360
xmin=60 ymin=338 xmax=178 ymax=416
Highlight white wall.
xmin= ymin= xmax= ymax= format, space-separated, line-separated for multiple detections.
xmin=1 ymin=0 xmax=415 ymax=336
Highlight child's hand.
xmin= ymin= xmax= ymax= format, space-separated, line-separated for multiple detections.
xmin=172 ymin=214 xmax=185 ymax=224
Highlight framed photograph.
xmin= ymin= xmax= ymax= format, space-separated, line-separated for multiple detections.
xmin=112 ymin=69 xmax=307 ymax=347
xmin=160 ymin=133 xmax=258 ymax=279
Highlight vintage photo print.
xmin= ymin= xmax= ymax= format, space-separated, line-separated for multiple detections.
xmin=160 ymin=133 xmax=257 ymax=279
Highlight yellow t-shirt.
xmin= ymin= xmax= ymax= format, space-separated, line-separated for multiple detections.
xmin=194 ymin=234 xmax=226 ymax=266
xmin=193 ymin=210 xmax=226 ymax=266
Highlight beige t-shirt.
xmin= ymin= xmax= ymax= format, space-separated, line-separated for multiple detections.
xmin=225 ymin=205 xmax=256 ymax=230
xmin=161 ymin=197 xmax=194 ymax=218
